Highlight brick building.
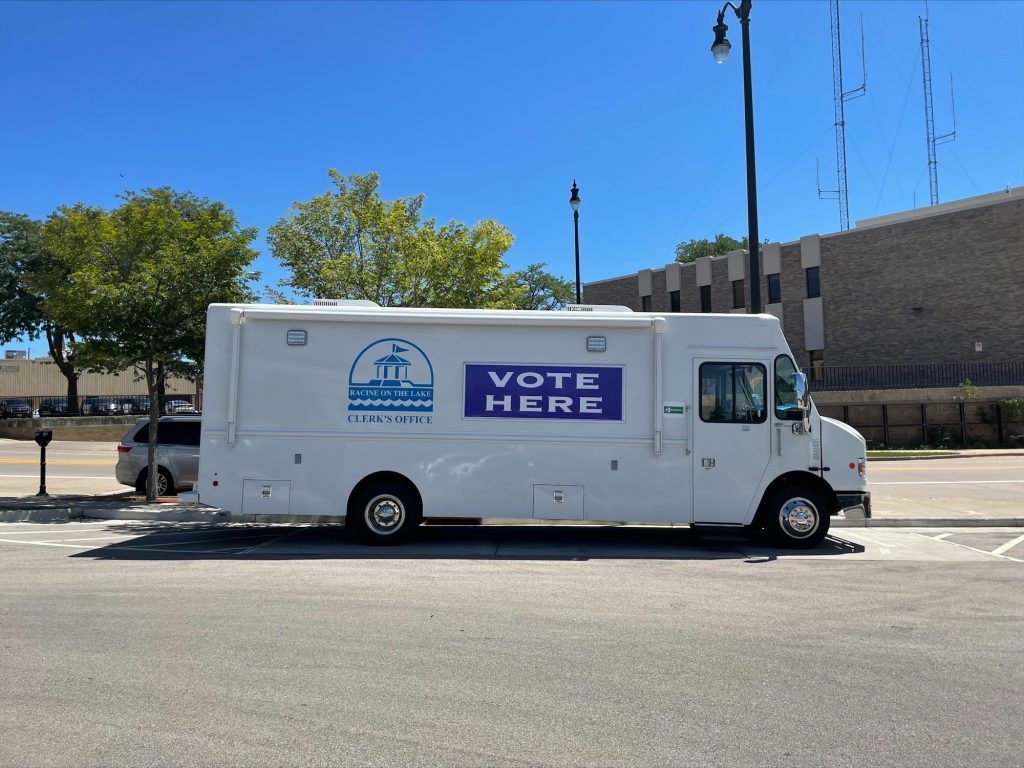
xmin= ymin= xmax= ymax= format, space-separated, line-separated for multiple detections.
xmin=583 ymin=187 xmax=1024 ymax=375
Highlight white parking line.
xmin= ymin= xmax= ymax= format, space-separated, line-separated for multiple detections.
xmin=911 ymin=532 xmax=1024 ymax=563
xmin=991 ymin=533 xmax=1024 ymax=557
xmin=870 ymin=480 xmax=1024 ymax=485
xmin=0 ymin=474 xmax=122 ymax=480
xmin=0 ymin=539 xmax=97 ymax=549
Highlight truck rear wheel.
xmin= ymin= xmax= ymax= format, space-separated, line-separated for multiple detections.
xmin=763 ymin=486 xmax=830 ymax=549
xmin=351 ymin=482 xmax=421 ymax=545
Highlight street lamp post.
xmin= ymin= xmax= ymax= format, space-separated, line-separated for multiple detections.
xmin=570 ymin=180 xmax=581 ymax=304
xmin=712 ymin=0 xmax=762 ymax=314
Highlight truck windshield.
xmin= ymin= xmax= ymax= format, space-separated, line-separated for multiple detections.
xmin=775 ymin=355 xmax=802 ymax=421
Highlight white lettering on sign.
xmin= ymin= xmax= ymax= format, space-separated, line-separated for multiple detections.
xmin=465 ymin=364 xmax=624 ymax=421
xmin=486 ymin=369 xmax=603 ymax=391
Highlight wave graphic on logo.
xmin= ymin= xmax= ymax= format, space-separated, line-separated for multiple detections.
xmin=348 ymin=338 xmax=434 ymax=413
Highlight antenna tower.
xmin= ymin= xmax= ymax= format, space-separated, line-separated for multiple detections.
xmin=920 ymin=3 xmax=956 ymax=205
xmin=818 ymin=0 xmax=865 ymax=231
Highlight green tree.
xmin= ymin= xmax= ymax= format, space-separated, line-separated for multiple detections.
xmin=269 ymin=170 xmax=566 ymax=309
xmin=0 ymin=212 xmax=83 ymax=412
xmin=675 ymin=233 xmax=749 ymax=264
xmin=501 ymin=263 xmax=575 ymax=310
xmin=42 ymin=188 xmax=259 ymax=500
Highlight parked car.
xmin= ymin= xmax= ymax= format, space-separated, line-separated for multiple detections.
xmin=163 ymin=399 xmax=198 ymax=414
xmin=0 ymin=398 xmax=33 ymax=419
xmin=115 ymin=415 xmax=201 ymax=496
xmin=119 ymin=396 xmax=151 ymax=415
xmin=82 ymin=396 xmax=122 ymax=416
xmin=39 ymin=397 xmax=70 ymax=416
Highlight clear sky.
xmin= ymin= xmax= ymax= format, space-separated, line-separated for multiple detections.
xmin=2 ymin=0 xmax=1022 ymax=356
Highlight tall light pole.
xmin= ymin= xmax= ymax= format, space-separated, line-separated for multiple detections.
xmin=570 ymin=180 xmax=581 ymax=304
xmin=712 ymin=0 xmax=762 ymax=314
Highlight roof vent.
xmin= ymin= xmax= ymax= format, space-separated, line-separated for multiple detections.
xmin=564 ymin=304 xmax=634 ymax=313
xmin=312 ymin=299 xmax=380 ymax=308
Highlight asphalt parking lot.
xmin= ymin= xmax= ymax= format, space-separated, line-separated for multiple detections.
xmin=1 ymin=519 xmax=1021 ymax=768
xmin=1 ymin=520 xmax=1023 ymax=562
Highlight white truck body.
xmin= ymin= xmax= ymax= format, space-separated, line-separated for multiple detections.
xmin=188 ymin=302 xmax=869 ymax=546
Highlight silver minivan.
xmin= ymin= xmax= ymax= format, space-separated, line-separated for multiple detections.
xmin=115 ymin=416 xmax=201 ymax=496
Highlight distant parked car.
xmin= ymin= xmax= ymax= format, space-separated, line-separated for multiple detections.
xmin=82 ymin=396 xmax=122 ymax=416
xmin=39 ymin=397 xmax=70 ymax=416
xmin=0 ymin=398 xmax=33 ymax=419
xmin=163 ymin=399 xmax=198 ymax=414
xmin=115 ymin=415 xmax=201 ymax=495
xmin=120 ymin=396 xmax=151 ymax=415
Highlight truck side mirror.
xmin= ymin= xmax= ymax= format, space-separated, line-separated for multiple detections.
xmin=794 ymin=372 xmax=810 ymax=411
xmin=34 ymin=429 xmax=53 ymax=448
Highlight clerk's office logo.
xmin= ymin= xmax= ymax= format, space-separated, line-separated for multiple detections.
xmin=348 ymin=338 xmax=434 ymax=412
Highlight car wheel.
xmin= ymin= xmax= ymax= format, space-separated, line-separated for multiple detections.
xmin=764 ymin=486 xmax=830 ymax=549
xmin=136 ymin=468 xmax=174 ymax=496
xmin=350 ymin=482 xmax=421 ymax=545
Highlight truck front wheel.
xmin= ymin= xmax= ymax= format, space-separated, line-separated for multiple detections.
xmin=763 ymin=486 xmax=830 ymax=549
xmin=351 ymin=482 xmax=422 ymax=545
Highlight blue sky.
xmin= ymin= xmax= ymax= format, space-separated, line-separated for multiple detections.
xmin=2 ymin=0 xmax=1022 ymax=356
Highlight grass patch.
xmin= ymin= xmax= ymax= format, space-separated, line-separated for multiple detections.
xmin=867 ymin=450 xmax=958 ymax=458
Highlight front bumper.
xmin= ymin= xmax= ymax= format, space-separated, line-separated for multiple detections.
xmin=836 ymin=491 xmax=871 ymax=519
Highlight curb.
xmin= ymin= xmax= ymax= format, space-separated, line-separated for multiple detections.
xmin=2 ymin=507 xmax=1021 ymax=529
xmin=833 ymin=517 xmax=1024 ymax=528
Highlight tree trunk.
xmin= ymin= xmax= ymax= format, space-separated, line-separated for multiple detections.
xmin=45 ymin=325 xmax=80 ymax=415
xmin=157 ymin=362 xmax=166 ymax=414
xmin=145 ymin=357 xmax=160 ymax=502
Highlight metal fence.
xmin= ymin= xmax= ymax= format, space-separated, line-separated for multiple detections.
xmin=811 ymin=362 xmax=1024 ymax=391
xmin=818 ymin=400 xmax=1024 ymax=448
xmin=0 ymin=394 xmax=201 ymax=417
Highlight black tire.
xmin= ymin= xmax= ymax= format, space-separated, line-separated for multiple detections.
xmin=136 ymin=467 xmax=174 ymax=497
xmin=350 ymin=482 xmax=422 ymax=545
xmin=763 ymin=486 xmax=831 ymax=549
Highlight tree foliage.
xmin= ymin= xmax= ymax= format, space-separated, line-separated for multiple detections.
xmin=1 ymin=211 xmax=83 ymax=411
xmin=268 ymin=170 xmax=570 ymax=309
xmin=42 ymin=188 xmax=259 ymax=499
xmin=502 ymin=263 xmax=575 ymax=310
xmin=675 ymin=233 xmax=749 ymax=264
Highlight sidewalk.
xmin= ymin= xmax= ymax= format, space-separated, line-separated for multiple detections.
xmin=0 ymin=492 xmax=1020 ymax=528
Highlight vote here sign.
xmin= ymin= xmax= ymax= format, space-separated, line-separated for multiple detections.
xmin=464 ymin=364 xmax=624 ymax=420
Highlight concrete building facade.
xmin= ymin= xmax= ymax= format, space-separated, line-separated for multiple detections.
xmin=583 ymin=187 xmax=1024 ymax=373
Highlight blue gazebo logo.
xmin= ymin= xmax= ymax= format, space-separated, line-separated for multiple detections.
xmin=348 ymin=338 xmax=434 ymax=412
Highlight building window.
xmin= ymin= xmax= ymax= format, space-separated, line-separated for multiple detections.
xmin=732 ymin=279 xmax=745 ymax=310
xmin=641 ymin=294 xmax=652 ymax=312
xmin=767 ymin=274 xmax=781 ymax=304
xmin=700 ymin=285 xmax=712 ymax=313
xmin=670 ymin=290 xmax=681 ymax=313
xmin=699 ymin=362 xmax=767 ymax=423
xmin=806 ymin=267 xmax=820 ymax=299
xmin=809 ymin=350 xmax=824 ymax=382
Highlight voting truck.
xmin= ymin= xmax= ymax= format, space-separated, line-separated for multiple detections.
xmin=184 ymin=301 xmax=869 ymax=548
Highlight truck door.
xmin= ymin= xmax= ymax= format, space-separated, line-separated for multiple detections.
xmin=692 ymin=360 xmax=771 ymax=524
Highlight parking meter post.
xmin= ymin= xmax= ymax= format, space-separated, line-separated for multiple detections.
xmin=34 ymin=430 xmax=53 ymax=497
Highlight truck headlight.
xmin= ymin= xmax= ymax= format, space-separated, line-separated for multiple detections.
xmin=857 ymin=458 xmax=866 ymax=479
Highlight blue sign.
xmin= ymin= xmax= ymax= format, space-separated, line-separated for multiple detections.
xmin=464 ymin=364 xmax=623 ymax=420
xmin=349 ymin=338 xmax=434 ymax=413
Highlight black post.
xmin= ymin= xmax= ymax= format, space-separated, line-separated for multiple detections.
xmin=739 ymin=4 xmax=761 ymax=314
xmin=34 ymin=429 xmax=53 ymax=497
xmin=570 ymin=180 xmax=581 ymax=304
xmin=573 ymin=210 xmax=581 ymax=304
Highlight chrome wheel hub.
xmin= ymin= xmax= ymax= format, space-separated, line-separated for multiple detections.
xmin=365 ymin=495 xmax=405 ymax=535
xmin=779 ymin=497 xmax=819 ymax=538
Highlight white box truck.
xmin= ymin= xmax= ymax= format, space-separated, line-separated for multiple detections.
xmin=185 ymin=301 xmax=869 ymax=548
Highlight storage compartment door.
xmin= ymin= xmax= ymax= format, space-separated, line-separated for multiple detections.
xmin=532 ymin=484 xmax=584 ymax=520
xmin=242 ymin=479 xmax=292 ymax=516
